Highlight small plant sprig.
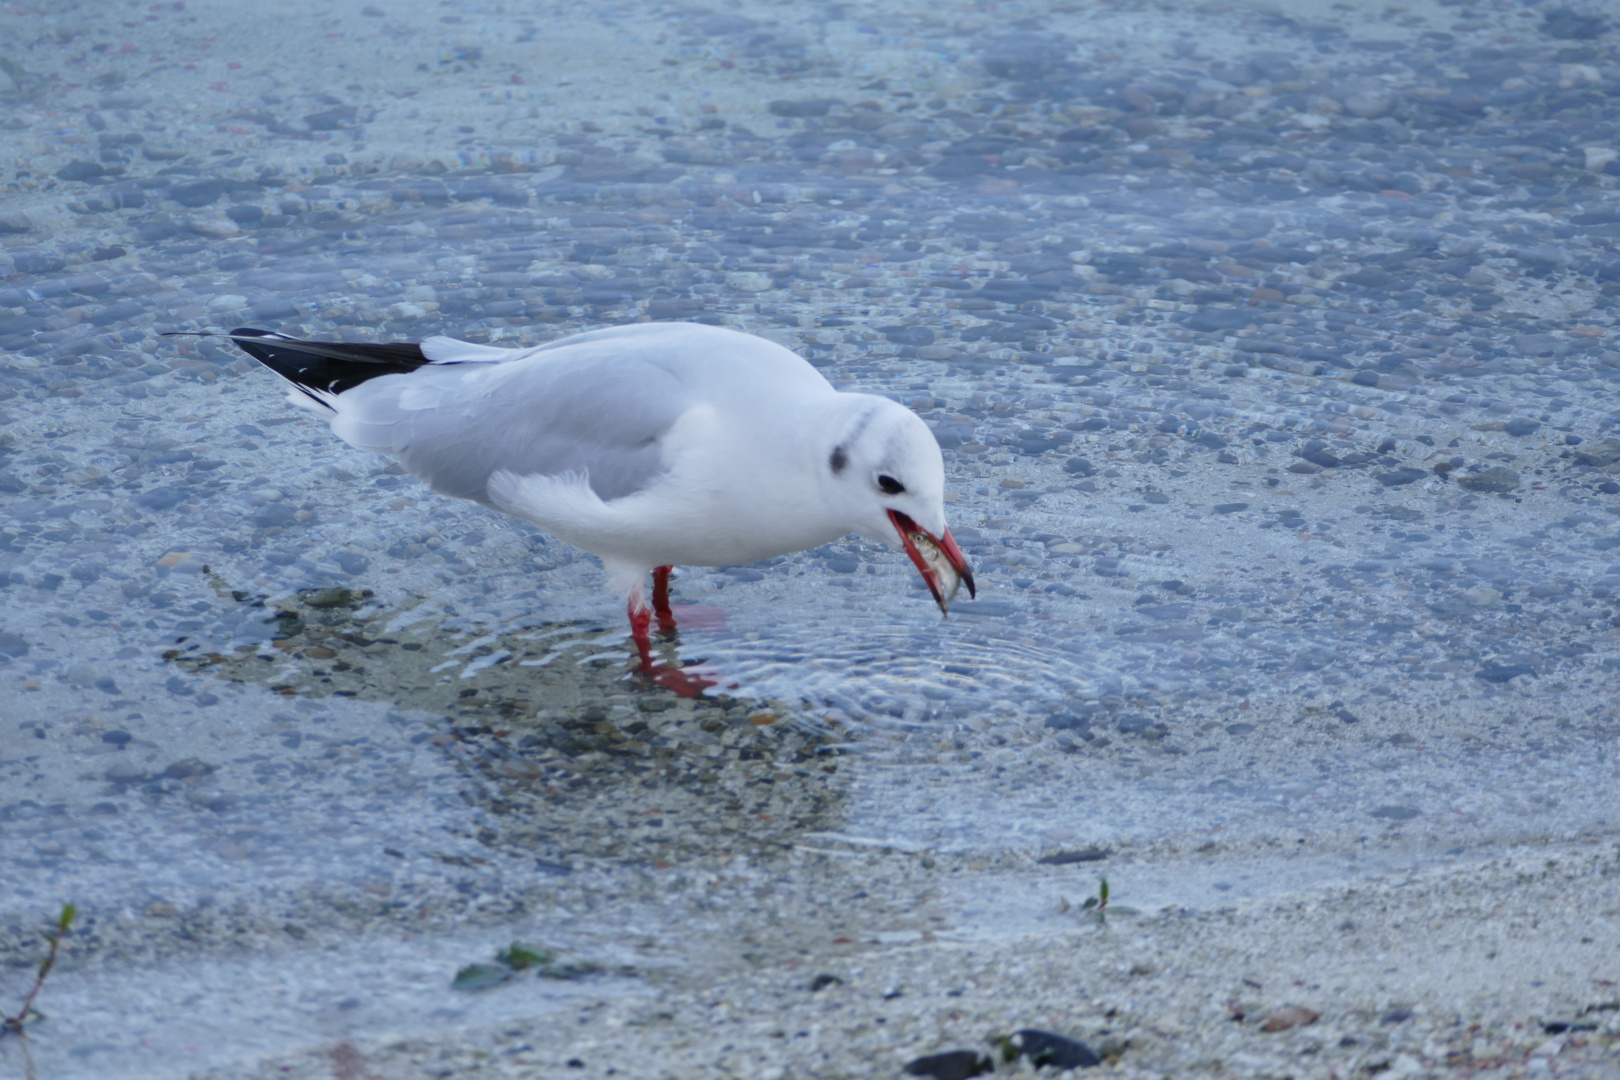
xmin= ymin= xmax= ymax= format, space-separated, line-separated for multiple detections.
xmin=1081 ymin=877 xmax=1109 ymax=924
xmin=3 ymin=904 xmax=77 ymax=1035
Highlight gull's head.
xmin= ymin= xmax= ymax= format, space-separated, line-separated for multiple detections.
xmin=821 ymin=395 xmax=976 ymax=613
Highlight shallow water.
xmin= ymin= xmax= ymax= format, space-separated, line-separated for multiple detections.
xmin=3 ymin=0 xmax=1619 ymax=1073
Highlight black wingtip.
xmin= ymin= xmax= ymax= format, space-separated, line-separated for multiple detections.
xmin=210 ymin=329 xmax=432 ymax=402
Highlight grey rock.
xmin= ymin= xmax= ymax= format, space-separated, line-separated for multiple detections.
xmin=1457 ymin=467 xmax=1518 ymax=493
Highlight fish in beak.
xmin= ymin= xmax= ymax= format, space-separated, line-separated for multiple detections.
xmin=888 ymin=509 xmax=977 ymax=614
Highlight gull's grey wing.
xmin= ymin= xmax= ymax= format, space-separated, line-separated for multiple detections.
xmin=329 ymin=350 xmax=693 ymax=504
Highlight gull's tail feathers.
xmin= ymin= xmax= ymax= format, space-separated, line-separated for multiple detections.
xmin=165 ymin=328 xmax=462 ymax=410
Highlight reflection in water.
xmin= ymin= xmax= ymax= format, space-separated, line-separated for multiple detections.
xmin=165 ymin=578 xmax=850 ymax=868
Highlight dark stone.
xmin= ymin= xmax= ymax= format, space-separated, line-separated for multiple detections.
xmin=101 ymin=730 xmax=132 ymax=747
xmin=172 ymin=179 xmax=228 ymax=207
xmin=1225 ymin=723 xmax=1255 ymax=735
xmin=55 ymin=161 xmax=106 ymax=182
xmin=882 ymin=325 xmax=935 ymax=346
xmin=163 ymin=757 xmax=216 ymax=779
xmin=134 ymin=486 xmax=188 ymax=511
xmin=768 ymin=99 xmax=838 ymax=118
xmin=1476 ymin=663 xmax=1535 ymax=683
xmin=13 ymin=252 xmax=65 ymax=275
xmin=1457 ymin=467 xmax=1518 ymax=493
xmin=1345 ymin=267 xmax=1391 ymax=288
xmin=334 ymin=552 xmax=371 ymax=575
xmin=809 ymin=973 xmax=843 ymax=991
xmin=1301 ymin=449 xmax=1342 ymax=468
xmin=1503 ymin=418 xmax=1540 ymax=437
xmin=1213 ymin=502 xmax=1249 ymax=514
xmin=904 ymin=1050 xmax=993 ymax=1080
xmin=1375 ymin=468 xmax=1425 ymax=487
xmin=0 ymin=631 xmax=29 ymax=659
xmin=1063 ymin=457 xmax=1095 ymax=476
xmin=1006 ymin=1030 xmax=1101 ymax=1070
xmin=304 ymin=106 xmax=359 ymax=131
xmin=1381 ymin=1009 xmax=1414 ymax=1024
xmin=1370 ymin=805 xmax=1421 ymax=820
xmin=1037 ymin=848 xmax=1110 ymax=865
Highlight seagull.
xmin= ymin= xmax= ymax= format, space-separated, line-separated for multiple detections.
xmin=175 ymin=322 xmax=974 ymax=684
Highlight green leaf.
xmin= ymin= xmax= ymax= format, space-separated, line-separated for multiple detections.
xmin=495 ymin=943 xmax=552 ymax=971
xmin=451 ymin=963 xmax=512 ymax=991
xmin=1098 ymin=877 xmax=1109 ymax=905
xmin=58 ymin=904 xmax=77 ymax=932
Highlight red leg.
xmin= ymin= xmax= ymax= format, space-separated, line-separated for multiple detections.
xmin=651 ymin=565 xmax=676 ymax=635
xmin=627 ymin=597 xmax=655 ymax=670
xmin=627 ymin=587 xmax=715 ymax=699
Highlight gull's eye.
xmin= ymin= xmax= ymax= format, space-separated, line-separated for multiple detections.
xmin=877 ymin=475 xmax=905 ymax=495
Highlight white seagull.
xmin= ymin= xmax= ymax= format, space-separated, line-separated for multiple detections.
xmin=183 ymin=322 xmax=974 ymax=678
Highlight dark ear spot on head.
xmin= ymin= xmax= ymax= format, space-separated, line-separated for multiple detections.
xmin=829 ymin=446 xmax=847 ymax=474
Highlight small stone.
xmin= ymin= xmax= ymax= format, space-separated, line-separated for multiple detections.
xmin=56 ymin=161 xmax=106 ymax=182
xmin=1376 ymin=467 xmax=1425 ymax=487
xmin=1463 ymin=586 xmax=1501 ymax=607
xmin=903 ymin=1050 xmax=992 ymax=1080
xmin=1037 ymin=848 xmax=1110 ymax=865
xmin=768 ymin=98 xmax=838 ymax=117
xmin=0 ymin=631 xmax=29 ymax=659
xmin=164 ymin=757 xmax=216 ymax=780
xmin=1476 ymin=663 xmax=1535 ymax=684
xmin=1006 ymin=1029 xmax=1101 ymax=1069
xmin=101 ymin=730 xmax=133 ymax=747
xmin=1344 ymin=92 xmax=1392 ymax=118
xmin=1457 ymin=467 xmax=1519 ymax=493
xmin=725 ymin=271 xmax=773 ymax=292
xmin=104 ymin=761 xmax=146 ymax=783
xmin=1260 ymin=1005 xmax=1321 ymax=1032
xmin=1574 ymin=441 xmax=1620 ymax=467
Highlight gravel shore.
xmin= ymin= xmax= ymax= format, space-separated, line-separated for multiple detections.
xmin=3 ymin=0 xmax=1619 ymax=1076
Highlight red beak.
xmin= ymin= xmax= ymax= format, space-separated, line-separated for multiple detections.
xmin=888 ymin=509 xmax=976 ymax=615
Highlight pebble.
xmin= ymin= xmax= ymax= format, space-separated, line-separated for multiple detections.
xmin=904 ymin=1050 xmax=993 ymax=1080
